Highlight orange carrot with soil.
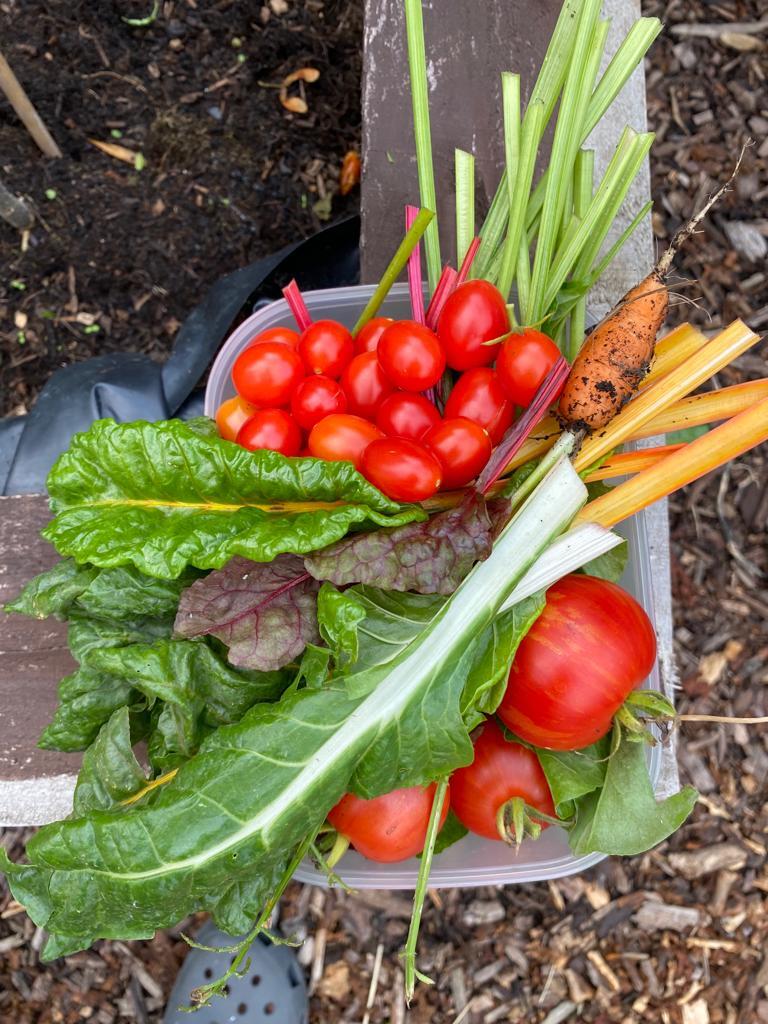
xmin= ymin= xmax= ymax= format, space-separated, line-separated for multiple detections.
xmin=558 ymin=149 xmax=747 ymax=433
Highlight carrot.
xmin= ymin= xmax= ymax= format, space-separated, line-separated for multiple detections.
xmin=558 ymin=148 xmax=747 ymax=433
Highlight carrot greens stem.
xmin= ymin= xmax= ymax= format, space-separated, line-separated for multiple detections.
xmin=403 ymin=778 xmax=449 ymax=1001
xmin=353 ymin=207 xmax=434 ymax=334
xmin=404 ymin=0 xmax=441 ymax=291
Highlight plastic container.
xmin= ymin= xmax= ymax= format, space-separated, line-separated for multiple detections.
xmin=205 ymin=283 xmax=662 ymax=889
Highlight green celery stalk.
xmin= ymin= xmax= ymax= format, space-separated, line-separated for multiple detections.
xmin=404 ymin=0 xmax=441 ymax=291
xmin=454 ymin=148 xmax=475 ymax=266
xmin=496 ymin=72 xmax=521 ymax=298
xmin=568 ymin=148 xmax=594 ymax=361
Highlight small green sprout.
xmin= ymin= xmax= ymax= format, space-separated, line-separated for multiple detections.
xmin=134 ymin=152 xmax=146 ymax=171
xmin=45 ymin=188 xmax=58 ymax=201
xmin=83 ymin=324 xmax=101 ymax=334
xmin=122 ymin=0 xmax=159 ymax=26
xmin=110 ymin=129 xmax=123 ymax=139
xmin=10 ymin=279 xmax=26 ymax=291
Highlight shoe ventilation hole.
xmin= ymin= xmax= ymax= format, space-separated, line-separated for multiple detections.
xmin=251 ymin=975 xmax=262 ymax=986
xmin=264 ymin=1003 xmax=276 ymax=1016
xmin=257 ymin=933 xmax=271 ymax=948
xmin=237 ymin=1003 xmax=248 ymax=1015
xmin=203 ymin=968 xmax=213 ymax=979
xmin=287 ymin=965 xmax=301 ymax=988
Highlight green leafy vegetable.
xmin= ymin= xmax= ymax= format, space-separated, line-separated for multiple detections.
xmin=536 ymin=738 xmax=609 ymax=817
xmin=43 ymin=419 xmax=424 ymax=578
xmin=3 ymin=457 xmax=586 ymax=959
xmin=73 ymin=708 xmax=147 ymax=815
xmin=567 ymin=726 xmax=697 ymax=855
xmin=39 ymin=667 xmax=141 ymax=752
xmin=581 ymin=537 xmax=628 ymax=582
xmin=432 ymin=809 xmax=468 ymax=856
xmin=317 ymin=585 xmax=366 ymax=668
xmin=305 ymin=493 xmax=494 ymax=596
xmin=5 ymin=560 xmax=97 ymax=619
xmin=174 ymin=555 xmax=320 ymax=671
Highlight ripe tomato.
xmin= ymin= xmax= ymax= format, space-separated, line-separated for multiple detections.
xmin=308 ymin=413 xmax=383 ymax=470
xmin=249 ymin=325 xmax=300 ymax=349
xmin=361 ymin=438 xmax=442 ymax=502
xmin=232 ymin=341 xmax=304 ymax=407
xmin=496 ymin=329 xmax=561 ymax=408
xmin=376 ymin=392 xmax=442 ymax=441
xmin=444 ymin=368 xmax=514 ymax=445
xmin=328 ymin=784 xmax=449 ymax=863
xmin=354 ymin=316 xmax=393 ymax=354
xmin=290 ymin=376 xmax=347 ymax=431
xmin=377 ymin=320 xmax=446 ymax=392
xmin=215 ymin=395 xmax=258 ymax=442
xmin=341 ymin=352 xmax=394 ymax=419
xmin=298 ymin=320 xmax=355 ymax=378
xmin=437 ymin=280 xmax=509 ymax=371
xmin=236 ymin=409 xmax=302 ymax=457
xmin=498 ymin=574 xmax=657 ymax=750
xmin=450 ymin=720 xmax=556 ymax=842
xmin=424 ymin=417 xmax=492 ymax=489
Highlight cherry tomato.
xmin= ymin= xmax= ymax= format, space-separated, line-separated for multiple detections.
xmin=450 ymin=720 xmax=556 ymax=842
xmin=341 ymin=352 xmax=394 ymax=419
xmin=298 ymin=320 xmax=355 ymax=378
xmin=328 ymin=784 xmax=449 ymax=863
xmin=290 ymin=376 xmax=347 ymax=431
xmin=354 ymin=317 xmax=393 ymax=354
xmin=498 ymin=574 xmax=657 ymax=750
xmin=232 ymin=341 xmax=304 ymax=407
xmin=444 ymin=368 xmax=514 ymax=445
xmin=424 ymin=417 xmax=492 ymax=489
xmin=249 ymin=325 xmax=300 ymax=349
xmin=308 ymin=413 xmax=383 ymax=469
xmin=361 ymin=438 xmax=442 ymax=502
xmin=496 ymin=329 xmax=561 ymax=408
xmin=236 ymin=409 xmax=302 ymax=456
xmin=377 ymin=320 xmax=446 ymax=392
xmin=215 ymin=395 xmax=258 ymax=442
xmin=376 ymin=392 xmax=442 ymax=441
xmin=437 ymin=280 xmax=509 ymax=371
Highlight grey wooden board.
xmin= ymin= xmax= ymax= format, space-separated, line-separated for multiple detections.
xmin=0 ymin=0 xmax=677 ymax=828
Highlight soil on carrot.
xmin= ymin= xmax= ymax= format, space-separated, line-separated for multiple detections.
xmin=0 ymin=0 xmax=362 ymax=417
xmin=2 ymin=2 xmax=768 ymax=1024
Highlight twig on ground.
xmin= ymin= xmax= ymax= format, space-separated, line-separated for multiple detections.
xmin=0 ymin=50 xmax=62 ymax=157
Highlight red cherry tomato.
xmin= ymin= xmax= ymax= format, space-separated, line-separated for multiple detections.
xmin=361 ymin=438 xmax=442 ymax=502
xmin=327 ymin=784 xmax=449 ymax=863
xmin=298 ymin=320 xmax=355 ymax=378
xmin=450 ymin=720 xmax=556 ymax=842
xmin=249 ymin=325 xmax=300 ymax=349
xmin=496 ymin=329 xmax=561 ymax=408
xmin=424 ymin=417 xmax=492 ymax=489
xmin=354 ymin=317 xmax=394 ymax=354
xmin=236 ymin=409 xmax=302 ymax=456
xmin=215 ymin=395 xmax=258 ymax=442
xmin=290 ymin=376 xmax=347 ymax=431
xmin=376 ymin=392 xmax=442 ymax=441
xmin=437 ymin=280 xmax=510 ymax=371
xmin=232 ymin=341 xmax=304 ymax=407
xmin=498 ymin=574 xmax=657 ymax=750
xmin=444 ymin=368 xmax=514 ymax=445
xmin=377 ymin=321 xmax=446 ymax=392
xmin=341 ymin=352 xmax=394 ymax=419
xmin=307 ymin=414 xmax=383 ymax=470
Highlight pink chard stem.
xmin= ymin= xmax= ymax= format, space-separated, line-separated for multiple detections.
xmin=406 ymin=205 xmax=426 ymax=325
xmin=456 ymin=236 xmax=481 ymax=286
xmin=475 ymin=356 xmax=570 ymax=494
xmin=282 ymin=279 xmax=313 ymax=332
xmin=425 ymin=265 xmax=458 ymax=330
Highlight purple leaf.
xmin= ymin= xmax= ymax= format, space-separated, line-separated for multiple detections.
xmin=304 ymin=492 xmax=494 ymax=595
xmin=174 ymin=555 xmax=320 ymax=671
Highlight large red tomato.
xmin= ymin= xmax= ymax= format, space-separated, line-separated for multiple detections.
xmin=361 ymin=438 xmax=442 ymax=502
xmin=437 ymin=280 xmax=509 ymax=371
xmin=444 ymin=367 xmax=514 ymax=445
xmin=377 ymin=321 xmax=445 ymax=392
xmin=498 ymin=574 xmax=657 ymax=750
xmin=450 ymin=719 xmax=555 ymax=842
xmin=495 ymin=329 xmax=560 ymax=408
xmin=424 ymin=417 xmax=492 ymax=489
xmin=328 ymin=784 xmax=449 ymax=863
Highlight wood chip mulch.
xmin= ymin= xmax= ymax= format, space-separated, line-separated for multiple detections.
xmin=2 ymin=1 xmax=767 ymax=1022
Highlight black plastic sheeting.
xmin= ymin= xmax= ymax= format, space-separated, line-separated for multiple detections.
xmin=0 ymin=217 xmax=360 ymax=495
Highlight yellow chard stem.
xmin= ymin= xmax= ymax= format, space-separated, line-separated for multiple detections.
xmin=641 ymin=323 xmax=708 ymax=388
xmin=583 ymin=444 xmax=685 ymax=482
xmin=630 ymin=378 xmax=768 ymax=441
xmin=576 ymin=396 xmax=768 ymax=528
xmin=573 ymin=319 xmax=760 ymax=472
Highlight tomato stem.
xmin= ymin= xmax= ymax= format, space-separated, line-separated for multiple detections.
xmin=496 ymin=798 xmax=571 ymax=846
xmin=402 ymin=777 xmax=448 ymax=1002
xmin=282 ymin=279 xmax=313 ymax=332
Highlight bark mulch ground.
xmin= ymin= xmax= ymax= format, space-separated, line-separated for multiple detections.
xmin=1 ymin=1 xmax=767 ymax=1022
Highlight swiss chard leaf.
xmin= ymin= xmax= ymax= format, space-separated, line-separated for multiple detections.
xmin=568 ymin=727 xmax=697 ymax=856
xmin=39 ymin=668 xmax=142 ymax=752
xmin=536 ymin=737 xmax=610 ymax=818
xmin=68 ymin=616 xmax=172 ymax=664
xmin=581 ymin=538 xmax=628 ymax=582
xmin=174 ymin=555 xmax=320 ymax=671
xmin=147 ymin=700 xmax=210 ymax=773
xmin=304 ymin=492 xmax=493 ymax=595
xmin=317 ymin=585 xmax=366 ymax=668
xmin=5 ymin=560 xmax=98 ymax=619
xmin=73 ymin=708 xmax=148 ymax=815
xmin=43 ymin=419 xmax=424 ymax=578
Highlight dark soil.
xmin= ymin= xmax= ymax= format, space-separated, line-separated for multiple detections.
xmin=0 ymin=0 xmax=362 ymax=417
xmin=2 ymin=2 xmax=768 ymax=1023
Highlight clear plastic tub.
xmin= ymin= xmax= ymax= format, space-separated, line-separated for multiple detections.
xmin=204 ymin=283 xmax=662 ymax=888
